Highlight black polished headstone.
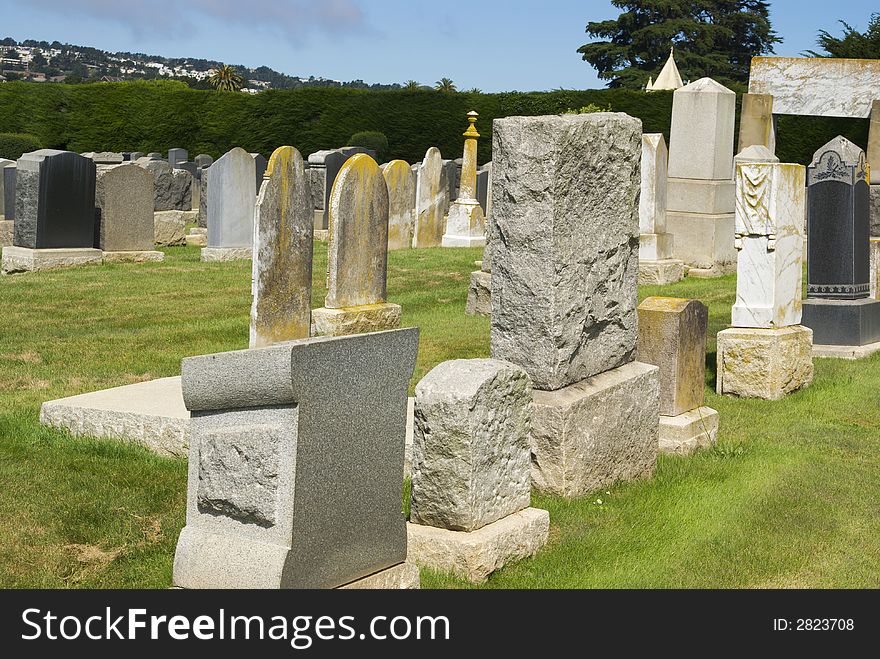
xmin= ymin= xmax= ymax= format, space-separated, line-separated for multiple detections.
xmin=2 ymin=165 xmax=15 ymax=222
xmin=13 ymin=150 xmax=96 ymax=249
xmin=250 ymin=153 xmax=268 ymax=191
xmin=806 ymin=136 xmax=870 ymax=300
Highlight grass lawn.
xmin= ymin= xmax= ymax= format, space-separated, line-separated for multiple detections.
xmin=0 ymin=244 xmax=878 ymax=588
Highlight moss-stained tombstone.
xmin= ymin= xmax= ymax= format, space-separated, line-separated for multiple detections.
xmin=250 ymin=147 xmax=313 ymax=348
xmin=413 ymin=147 xmax=449 ymax=248
xmin=381 ymin=160 xmax=415 ymax=250
xmin=312 ymin=154 xmax=401 ymax=336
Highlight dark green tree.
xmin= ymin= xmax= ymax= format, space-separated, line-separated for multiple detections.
xmin=578 ymin=0 xmax=781 ymax=89
xmin=805 ymin=13 xmax=880 ymax=58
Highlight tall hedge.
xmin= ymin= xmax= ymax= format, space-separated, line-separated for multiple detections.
xmin=0 ymin=80 xmax=869 ymax=167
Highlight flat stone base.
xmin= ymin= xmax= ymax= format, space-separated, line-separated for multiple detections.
xmin=530 ymin=361 xmax=660 ymax=497
xmin=186 ymin=228 xmax=207 ymax=247
xmin=312 ymin=303 xmax=402 ymax=337
xmin=441 ymin=234 xmax=486 ymax=248
xmin=200 ymin=246 xmax=252 ymax=262
xmin=313 ymin=209 xmax=326 ymax=231
xmin=812 ymin=341 xmax=880 ymax=360
xmin=666 ymin=210 xmax=736 ymax=275
xmin=802 ymin=298 xmax=880 ymax=347
xmin=337 ymin=562 xmax=420 ymax=589
xmin=2 ymin=246 xmax=103 ymax=274
xmin=638 ymin=259 xmax=686 ymax=285
xmin=313 ymin=229 xmax=329 ymax=242
xmin=465 ymin=270 xmax=491 ymax=316
xmin=716 ymin=326 xmax=814 ymax=400
xmin=442 ymin=201 xmax=485 ymax=248
xmin=659 ymin=407 xmax=719 ymax=455
xmin=0 ymin=219 xmax=12 ymax=247
xmin=39 ymin=376 xmax=189 ymax=457
xmin=102 ymin=250 xmax=165 ymax=263
xmin=406 ymin=508 xmax=549 ymax=584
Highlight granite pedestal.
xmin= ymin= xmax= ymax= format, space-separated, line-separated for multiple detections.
xmin=2 ymin=246 xmax=102 ymax=274
xmin=311 ymin=303 xmax=401 ymax=337
xmin=659 ymin=408 xmax=720 ymax=455
xmin=801 ymin=298 xmax=880 ymax=348
xmin=200 ymin=246 xmax=252 ymax=262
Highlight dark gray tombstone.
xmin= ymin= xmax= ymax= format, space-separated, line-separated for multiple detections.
xmin=3 ymin=165 xmax=16 ymax=222
xmin=251 ymin=153 xmax=268 ymax=191
xmin=0 ymin=160 xmax=14 ymax=219
xmin=802 ymin=136 xmax=880 ymax=346
xmin=194 ymin=154 xmax=214 ymax=169
xmin=306 ymin=147 xmax=377 ymax=230
xmin=13 ymin=150 xmax=96 ymax=249
xmin=174 ymin=161 xmax=199 ymax=178
xmin=129 ymin=151 xmax=145 ymax=161
xmin=169 ymin=148 xmax=188 ymax=167
xmin=476 ymin=167 xmax=489 ymax=214
xmin=147 ymin=152 xmax=163 ymax=160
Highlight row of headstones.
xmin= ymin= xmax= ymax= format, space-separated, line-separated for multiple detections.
xmin=174 ymin=112 xmax=732 ymax=588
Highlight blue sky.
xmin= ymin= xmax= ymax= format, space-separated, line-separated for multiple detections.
xmin=0 ymin=0 xmax=876 ymax=91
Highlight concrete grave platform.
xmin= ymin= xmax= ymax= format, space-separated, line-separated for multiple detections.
xmin=659 ymin=407 xmax=719 ymax=455
xmin=102 ymin=250 xmax=165 ymax=263
xmin=812 ymin=341 xmax=880 ymax=360
xmin=406 ymin=508 xmax=549 ymax=584
xmin=40 ymin=376 xmax=189 ymax=457
xmin=2 ymin=246 xmax=103 ymax=274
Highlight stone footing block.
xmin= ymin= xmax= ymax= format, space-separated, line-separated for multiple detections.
xmin=812 ymin=341 xmax=880 ymax=360
xmin=0 ymin=219 xmax=12 ymax=247
xmin=666 ymin=210 xmax=736 ymax=275
xmin=638 ymin=259 xmax=686 ymax=285
xmin=659 ymin=407 xmax=719 ymax=455
xmin=337 ymin=562 xmax=420 ymax=589
xmin=200 ymin=247 xmax=253 ymax=262
xmin=102 ymin=250 xmax=165 ymax=263
xmin=2 ymin=246 xmax=103 ymax=274
xmin=529 ymin=361 xmax=660 ymax=497
xmin=186 ymin=233 xmax=207 ymax=247
xmin=312 ymin=303 xmax=402 ymax=337
xmin=802 ymin=298 xmax=880 ymax=347
xmin=406 ymin=508 xmax=549 ymax=584
xmin=716 ymin=326 xmax=813 ymax=400
xmin=465 ymin=270 xmax=491 ymax=316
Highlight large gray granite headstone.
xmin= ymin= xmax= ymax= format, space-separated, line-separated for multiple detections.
xmin=13 ymin=149 xmax=96 ymax=249
xmin=207 ymin=147 xmax=256 ymax=248
xmin=136 ymin=158 xmax=192 ymax=211
xmin=490 ymin=113 xmax=642 ymax=391
xmin=94 ymin=163 xmax=155 ymax=251
xmin=173 ymin=328 xmax=419 ymax=589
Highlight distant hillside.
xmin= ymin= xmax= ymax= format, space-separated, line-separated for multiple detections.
xmin=0 ymin=37 xmax=402 ymax=92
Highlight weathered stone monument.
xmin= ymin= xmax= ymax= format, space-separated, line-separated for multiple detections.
xmin=407 ymin=359 xmax=549 ymax=583
xmin=202 ymin=147 xmax=256 ymax=262
xmin=666 ymin=78 xmax=737 ymax=276
xmin=94 ymin=163 xmax=164 ymax=263
xmin=173 ymin=329 xmax=420 ymax=589
xmin=639 ymin=133 xmax=684 ymax=284
xmin=136 ymin=158 xmax=192 ymax=211
xmin=738 ymin=93 xmax=776 ymax=153
xmin=307 ymin=147 xmax=376 ymax=232
xmin=250 ymin=146 xmax=313 ymax=348
xmin=491 ymin=113 xmax=660 ymax=497
xmin=413 ymin=147 xmax=450 ymax=248
xmin=381 ymin=160 xmax=416 ymax=250
xmin=312 ymin=154 xmax=401 ymax=336
xmin=197 ymin=165 xmax=209 ymax=229
xmin=801 ymin=137 xmax=880 ymax=358
xmin=194 ymin=154 xmax=213 ymax=169
xmin=168 ymin=148 xmax=188 ymax=168
xmin=637 ymin=298 xmax=718 ymax=454
xmin=717 ymin=161 xmax=814 ymax=398
xmin=442 ymin=112 xmax=486 ymax=248
xmin=82 ymin=152 xmax=124 ymax=165
xmin=2 ymin=150 xmax=102 ymax=274
xmin=251 ymin=152 xmax=268 ymax=190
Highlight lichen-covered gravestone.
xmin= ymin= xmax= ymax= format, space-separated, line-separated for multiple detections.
xmin=381 ymin=160 xmax=416 ymax=250
xmin=2 ymin=149 xmax=102 ymax=274
xmin=312 ymin=154 xmax=401 ymax=336
xmin=202 ymin=147 xmax=256 ymax=262
xmin=250 ymin=146 xmax=313 ymax=348
xmin=173 ymin=329 xmax=421 ymax=589
xmin=407 ymin=359 xmax=549 ymax=583
xmin=412 ymin=147 xmax=450 ymax=248
xmin=95 ymin=163 xmax=164 ymax=262
xmin=491 ymin=113 xmax=660 ymax=497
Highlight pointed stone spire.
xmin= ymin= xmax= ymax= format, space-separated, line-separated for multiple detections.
xmin=645 ymin=76 xmax=654 ymax=91
xmin=649 ymin=46 xmax=684 ymax=92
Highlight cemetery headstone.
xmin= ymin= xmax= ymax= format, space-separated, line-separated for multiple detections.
xmin=168 ymin=148 xmax=188 ymax=168
xmin=194 ymin=154 xmax=213 ymax=169
xmin=442 ymin=112 xmax=486 ymax=247
xmin=381 ymin=160 xmax=416 ymax=250
xmin=466 ymin=163 xmax=494 ymax=317
xmin=94 ymin=163 xmax=163 ymax=262
xmin=407 ymin=359 xmax=549 ymax=583
xmin=202 ymin=147 xmax=256 ymax=262
xmin=250 ymin=146 xmax=314 ymax=348
xmin=639 ymin=133 xmax=684 ymax=284
xmin=0 ymin=160 xmax=13 ymax=246
xmin=136 ymin=158 xmax=192 ymax=211
xmin=82 ymin=152 xmax=124 ymax=165
xmin=173 ymin=328 xmax=421 ymax=589
xmin=491 ymin=113 xmax=660 ymax=497
xmin=312 ymin=154 xmax=401 ymax=336
xmin=737 ymin=93 xmax=776 ymax=154
xmin=412 ymin=147 xmax=449 ymax=248
xmin=251 ymin=153 xmax=268 ymax=190
xmin=307 ymin=147 xmax=376 ymax=231
xmin=0 ymin=158 xmax=13 ymax=218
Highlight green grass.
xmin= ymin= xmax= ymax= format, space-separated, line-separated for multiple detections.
xmin=1 ymin=246 xmax=879 ymax=588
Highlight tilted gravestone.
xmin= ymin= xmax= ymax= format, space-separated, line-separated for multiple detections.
xmin=381 ymin=160 xmax=416 ymax=251
xmin=250 ymin=146 xmax=314 ymax=348
xmin=173 ymin=328 xmax=420 ymax=589
xmin=202 ymin=147 xmax=256 ymax=262
xmin=94 ymin=163 xmax=163 ymax=262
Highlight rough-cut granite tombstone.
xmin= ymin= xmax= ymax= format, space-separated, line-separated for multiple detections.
xmin=198 ymin=166 xmax=209 ymax=228
xmin=381 ymin=160 xmax=416 ymax=250
xmin=413 ymin=147 xmax=450 ymax=248
xmin=666 ymin=78 xmax=737 ymax=276
xmin=801 ymin=136 xmax=880 ymax=355
xmin=2 ymin=150 xmax=102 ymax=273
xmin=637 ymin=297 xmax=718 ymax=454
xmin=202 ymin=147 xmax=256 ymax=262
xmin=639 ymin=133 xmax=684 ymax=284
xmin=94 ymin=163 xmax=163 ymax=262
xmin=491 ymin=113 xmax=660 ymax=497
xmin=0 ymin=158 xmax=12 ymax=218
xmin=83 ymin=152 xmax=124 ymax=165
xmin=407 ymin=359 xmax=549 ymax=583
xmin=250 ymin=147 xmax=313 ymax=348
xmin=173 ymin=328 xmax=420 ymax=589
xmin=136 ymin=158 xmax=192 ymax=211
xmin=312 ymin=154 xmax=401 ymax=336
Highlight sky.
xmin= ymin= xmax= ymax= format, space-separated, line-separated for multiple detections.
xmin=0 ymin=0 xmax=876 ymax=91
